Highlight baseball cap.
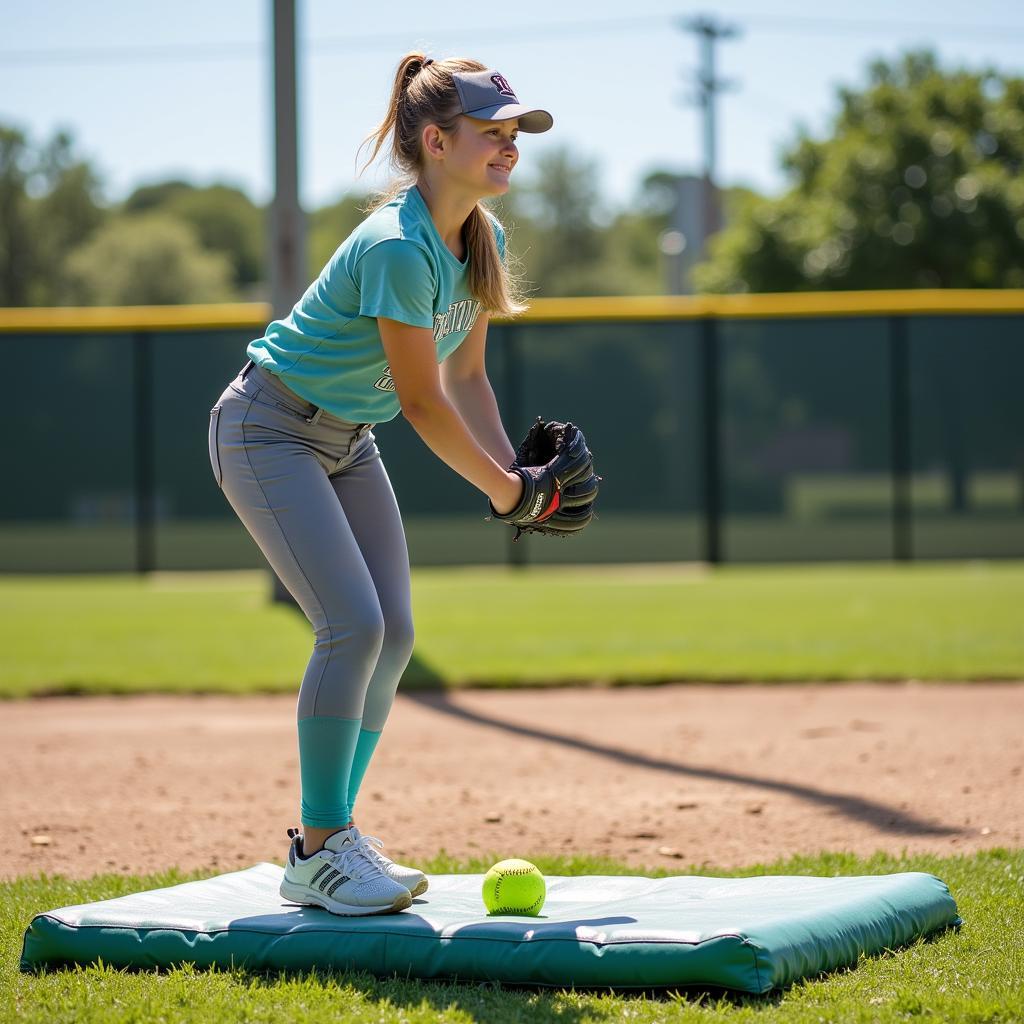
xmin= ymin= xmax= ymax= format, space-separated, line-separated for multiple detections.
xmin=451 ymin=70 xmax=553 ymax=133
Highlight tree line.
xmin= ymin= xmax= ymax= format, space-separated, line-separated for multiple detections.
xmin=1 ymin=49 xmax=1021 ymax=307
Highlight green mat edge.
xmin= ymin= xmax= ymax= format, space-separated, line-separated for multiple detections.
xmin=18 ymin=867 xmax=964 ymax=994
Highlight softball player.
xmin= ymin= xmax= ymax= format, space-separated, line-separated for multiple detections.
xmin=207 ymin=54 xmax=552 ymax=916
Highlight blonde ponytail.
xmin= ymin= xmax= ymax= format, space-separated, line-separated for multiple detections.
xmin=354 ymin=53 xmax=529 ymax=318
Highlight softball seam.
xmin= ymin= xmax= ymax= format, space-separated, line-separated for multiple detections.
xmin=490 ymin=865 xmax=544 ymax=914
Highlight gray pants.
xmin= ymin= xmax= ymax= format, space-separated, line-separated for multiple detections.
xmin=208 ymin=360 xmax=414 ymax=813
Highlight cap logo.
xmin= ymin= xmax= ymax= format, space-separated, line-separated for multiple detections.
xmin=490 ymin=73 xmax=517 ymax=100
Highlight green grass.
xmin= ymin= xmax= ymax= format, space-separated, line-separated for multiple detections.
xmin=5 ymin=849 xmax=1022 ymax=1023
xmin=3 ymin=507 xmax=1022 ymax=569
xmin=1 ymin=562 xmax=1023 ymax=698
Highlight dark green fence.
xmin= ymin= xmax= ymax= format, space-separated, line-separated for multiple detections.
xmin=2 ymin=293 xmax=1022 ymax=572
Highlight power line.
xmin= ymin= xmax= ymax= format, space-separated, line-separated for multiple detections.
xmin=0 ymin=16 xmax=667 ymax=66
xmin=740 ymin=12 xmax=1024 ymax=41
xmin=2 ymin=12 xmax=1024 ymax=67
xmin=0 ymin=40 xmax=261 ymax=67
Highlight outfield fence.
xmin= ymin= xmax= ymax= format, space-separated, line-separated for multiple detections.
xmin=2 ymin=290 xmax=1022 ymax=572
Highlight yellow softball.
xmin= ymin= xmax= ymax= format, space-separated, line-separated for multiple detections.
xmin=481 ymin=858 xmax=546 ymax=916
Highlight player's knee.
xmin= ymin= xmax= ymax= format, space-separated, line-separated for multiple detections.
xmin=355 ymin=609 xmax=387 ymax=665
xmin=314 ymin=607 xmax=386 ymax=665
xmin=383 ymin=613 xmax=415 ymax=669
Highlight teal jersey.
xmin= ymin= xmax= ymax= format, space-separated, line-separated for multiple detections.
xmin=246 ymin=184 xmax=506 ymax=424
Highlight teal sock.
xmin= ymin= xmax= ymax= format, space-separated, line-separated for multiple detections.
xmin=347 ymin=727 xmax=383 ymax=813
xmin=297 ymin=715 xmax=362 ymax=828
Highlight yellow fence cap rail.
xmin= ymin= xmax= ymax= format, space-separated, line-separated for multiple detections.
xmin=496 ymin=289 xmax=1024 ymax=322
xmin=1 ymin=290 xmax=1023 ymax=333
xmin=0 ymin=303 xmax=271 ymax=333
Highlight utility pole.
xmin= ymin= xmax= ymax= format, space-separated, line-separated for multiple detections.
xmin=678 ymin=14 xmax=740 ymax=263
xmin=678 ymin=16 xmax=738 ymax=567
xmin=269 ymin=0 xmax=305 ymax=607
xmin=271 ymin=0 xmax=305 ymax=319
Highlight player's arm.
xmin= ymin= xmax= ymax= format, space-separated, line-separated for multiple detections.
xmin=438 ymin=312 xmax=517 ymax=469
xmin=378 ymin=317 xmax=521 ymax=513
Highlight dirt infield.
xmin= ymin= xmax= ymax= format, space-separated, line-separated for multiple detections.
xmin=2 ymin=683 xmax=1021 ymax=880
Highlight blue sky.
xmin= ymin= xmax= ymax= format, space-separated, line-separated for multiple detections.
xmin=2 ymin=1 xmax=1021 ymax=217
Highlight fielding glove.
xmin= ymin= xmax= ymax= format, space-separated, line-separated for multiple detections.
xmin=486 ymin=416 xmax=601 ymax=541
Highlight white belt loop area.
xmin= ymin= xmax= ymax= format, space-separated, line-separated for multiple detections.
xmin=304 ymin=406 xmax=324 ymax=426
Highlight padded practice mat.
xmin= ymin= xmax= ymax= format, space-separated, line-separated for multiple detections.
xmin=21 ymin=863 xmax=961 ymax=993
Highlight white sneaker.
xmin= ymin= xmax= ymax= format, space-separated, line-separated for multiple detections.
xmin=348 ymin=825 xmax=429 ymax=898
xmin=279 ymin=827 xmax=412 ymax=916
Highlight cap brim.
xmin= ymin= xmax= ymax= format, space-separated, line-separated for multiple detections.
xmin=463 ymin=103 xmax=553 ymax=134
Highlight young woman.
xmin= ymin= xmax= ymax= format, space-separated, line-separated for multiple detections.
xmin=207 ymin=54 xmax=552 ymax=916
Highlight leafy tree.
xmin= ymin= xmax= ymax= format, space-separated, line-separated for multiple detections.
xmin=494 ymin=160 xmax=752 ymax=298
xmin=0 ymin=126 xmax=35 ymax=305
xmin=593 ymin=205 xmax=666 ymax=295
xmin=694 ymin=50 xmax=1024 ymax=292
xmin=0 ymin=125 xmax=106 ymax=304
xmin=30 ymin=130 xmax=106 ymax=303
xmin=503 ymin=145 xmax=609 ymax=296
xmin=124 ymin=181 xmax=264 ymax=290
xmin=122 ymin=180 xmax=194 ymax=213
xmin=308 ymin=190 xmax=371 ymax=276
xmin=65 ymin=213 xmax=235 ymax=305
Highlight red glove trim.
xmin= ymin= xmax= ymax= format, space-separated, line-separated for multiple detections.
xmin=536 ymin=491 xmax=561 ymax=522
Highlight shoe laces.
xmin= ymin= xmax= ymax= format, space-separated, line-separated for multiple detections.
xmin=355 ymin=833 xmax=391 ymax=869
xmin=325 ymin=837 xmax=381 ymax=882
